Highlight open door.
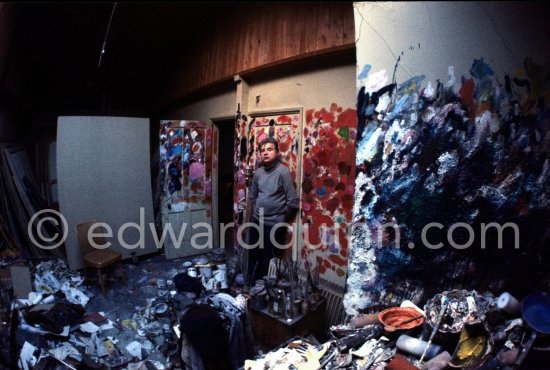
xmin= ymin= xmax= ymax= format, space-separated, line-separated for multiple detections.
xmin=159 ymin=120 xmax=213 ymax=259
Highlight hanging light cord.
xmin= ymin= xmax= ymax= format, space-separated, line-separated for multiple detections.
xmin=98 ymin=2 xmax=118 ymax=68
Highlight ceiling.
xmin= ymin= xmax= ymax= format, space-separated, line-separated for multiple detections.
xmin=13 ymin=3 xmax=218 ymax=115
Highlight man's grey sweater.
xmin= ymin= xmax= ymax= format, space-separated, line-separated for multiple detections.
xmin=249 ymin=161 xmax=299 ymax=225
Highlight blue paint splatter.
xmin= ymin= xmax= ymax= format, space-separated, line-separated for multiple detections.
xmin=391 ymin=131 xmax=400 ymax=144
xmin=470 ymin=58 xmax=494 ymax=79
xmin=358 ymin=64 xmax=372 ymax=80
xmin=329 ymin=243 xmax=339 ymax=253
xmin=316 ymin=186 xmax=327 ymax=197
xmin=397 ymin=75 xmax=425 ymax=95
xmin=171 ymin=145 xmax=182 ymax=157
xmin=386 ymin=94 xmax=410 ymax=121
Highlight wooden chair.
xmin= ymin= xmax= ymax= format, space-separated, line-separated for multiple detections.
xmin=76 ymin=220 xmax=126 ymax=294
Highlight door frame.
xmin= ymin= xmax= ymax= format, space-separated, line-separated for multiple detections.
xmin=210 ymin=115 xmax=236 ymax=251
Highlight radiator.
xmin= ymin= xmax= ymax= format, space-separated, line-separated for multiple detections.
xmin=298 ymin=273 xmax=348 ymax=335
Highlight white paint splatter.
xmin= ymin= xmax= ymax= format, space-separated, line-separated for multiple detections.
xmin=445 ymin=65 xmax=456 ymax=88
xmin=356 ymin=126 xmax=383 ymax=164
xmin=375 ymin=94 xmax=392 ymax=113
xmin=382 ymin=119 xmax=405 ymax=161
xmin=423 ymin=81 xmax=435 ymax=99
xmin=437 ymin=151 xmax=459 ymax=176
xmin=364 ymin=69 xmax=389 ymax=94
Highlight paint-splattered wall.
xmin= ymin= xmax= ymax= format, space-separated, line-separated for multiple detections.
xmin=345 ymin=2 xmax=550 ymax=315
xmin=300 ymin=105 xmax=357 ymax=285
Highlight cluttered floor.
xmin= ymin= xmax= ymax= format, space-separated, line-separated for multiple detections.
xmin=3 ymin=253 xmax=194 ymax=369
xmin=2 ymin=250 xmax=550 ymax=370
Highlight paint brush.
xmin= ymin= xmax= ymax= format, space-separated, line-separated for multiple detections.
xmin=384 ymin=314 xmax=425 ymax=332
xmin=419 ymin=296 xmax=449 ymax=365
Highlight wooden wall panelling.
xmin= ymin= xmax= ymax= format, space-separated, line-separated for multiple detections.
xmin=161 ymin=3 xmax=355 ymax=105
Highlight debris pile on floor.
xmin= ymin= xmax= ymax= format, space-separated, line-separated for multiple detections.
xmin=244 ymin=289 xmax=550 ymax=370
xmin=6 ymin=252 xmax=252 ymax=370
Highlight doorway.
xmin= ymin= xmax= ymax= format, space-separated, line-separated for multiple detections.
xmin=213 ymin=118 xmax=235 ymax=250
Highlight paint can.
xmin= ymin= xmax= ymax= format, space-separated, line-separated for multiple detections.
xmin=396 ymin=334 xmax=443 ymax=360
xmin=154 ymin=302 xmax=169 ymax=316
xmin=213 ymin=266 xmax=228 ymax=289
xmin=496 ymin=292 xmax=521 ymax=316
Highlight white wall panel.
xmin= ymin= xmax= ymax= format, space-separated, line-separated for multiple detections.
xmin=57 ymin=116 xmax=156 ymax=270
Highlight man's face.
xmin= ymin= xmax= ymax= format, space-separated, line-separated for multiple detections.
xmin=259 ymin=143 xmax=278 ymax=166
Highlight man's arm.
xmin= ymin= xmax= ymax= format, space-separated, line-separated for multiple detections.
xmin=248 ymin=174 xmax=258 ymax=204
xmin=247 ymin=172 xmax=259 ymax=217
xmin=281 ymin=169 xmax=299 ymax=222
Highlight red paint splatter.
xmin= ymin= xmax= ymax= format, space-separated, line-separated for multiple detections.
xmin=323 ymin=178 xmax=335 ymax=187
xmin=335 ymin=108 xmax=357 ymax=129
xmin=340 ymin=248 xmax=348 ymax=259
xmin=306 ymin=109 xmax=314 ymax=123
xmin=305 ymin=225 xmax=321 ymax=246
xmin=317 ymin=152 xmax=329 ymax=168
xmin=303 ymin=158 xmax=317 ymax=175
xmin=327 ymin=197 xmax=340 ymax=213
xmin=460 ymin=78 xmax=477 ymax=119
xmin=279 ymin=140 xmax=289 ymax=152
xmin=277 ymin=115 xmax=292 ymax=124
xmin=314 ymin=108 xmax=335 ymax=123
xmin=329 ymin=253 xmax=346 ymax=266
xmin=302 ymin=178 xmax=313 ymax=194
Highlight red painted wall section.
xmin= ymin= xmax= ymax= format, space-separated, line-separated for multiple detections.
xmin=300 ymin=105 xmax=357 ymax=280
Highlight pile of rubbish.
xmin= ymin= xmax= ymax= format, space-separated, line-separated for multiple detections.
xmin=11 ymin=259 xmax=180 ymax=369
xmin=245 ymin=289 xmax=550 ymax=369
xmin=8 ymin=249 xmax=248 ymax=370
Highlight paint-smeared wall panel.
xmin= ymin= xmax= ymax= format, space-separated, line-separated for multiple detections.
xmin=300 ymin=105 xmax=357 ymax=286
xmin=346 ymin=2 xmax=550 ymax=315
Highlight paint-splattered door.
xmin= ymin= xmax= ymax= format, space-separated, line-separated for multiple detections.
xmin=248 ymin=111 xmax=302 ymax=256
xmin=160 ymin=120 xmax=213 ymax=259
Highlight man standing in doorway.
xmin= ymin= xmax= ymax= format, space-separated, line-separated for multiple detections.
xmin=247 ymin=138 xmax=299 ymax=284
